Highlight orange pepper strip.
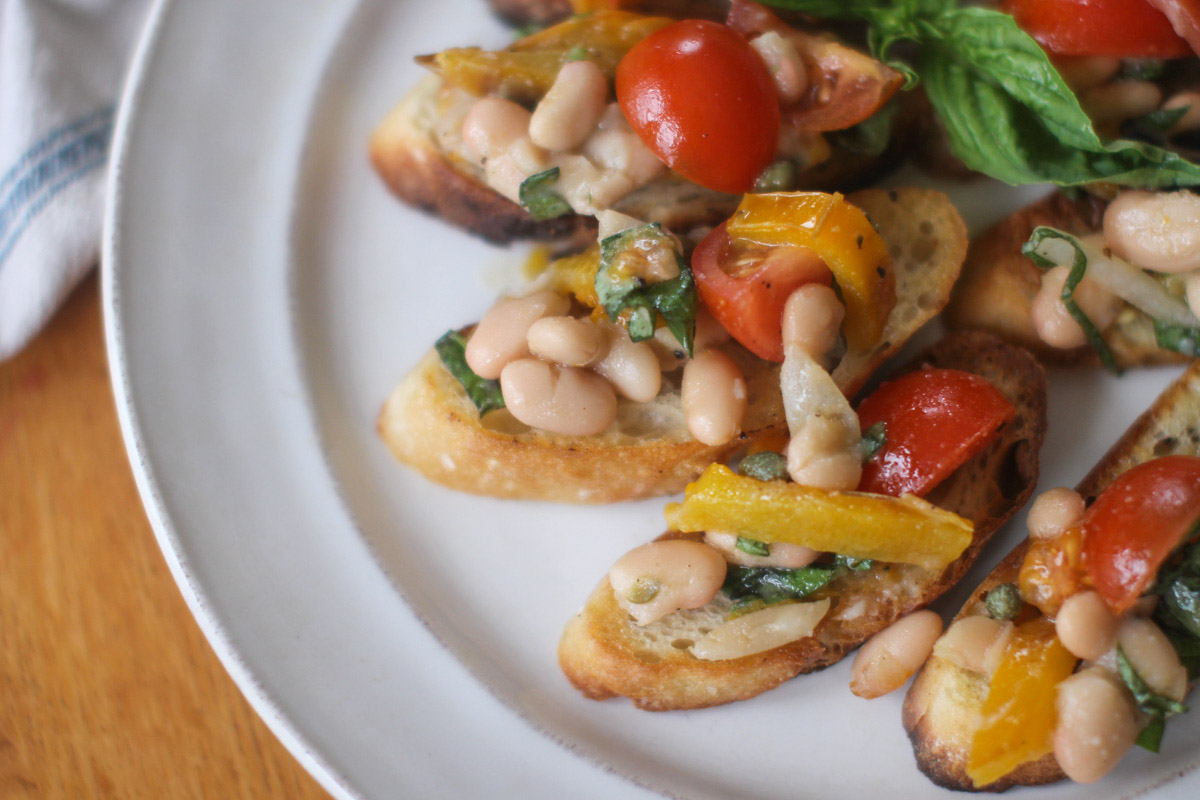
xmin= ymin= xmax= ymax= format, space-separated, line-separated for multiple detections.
xmin=725 ymin=192 xmax=895 ymax=350
xmin=966 ymin=617 xmax=1078 ymax=788
xmin=663 ymin=464 xmax=973 ymax=571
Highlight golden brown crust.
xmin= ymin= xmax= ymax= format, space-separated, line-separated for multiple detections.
xmin=902 ymin=359 xmax=1200 ymax=792
xmin=944 ymin=191 xmax=1191 ymax=369
xmin=557 ymin=331 xmax=1048 ymax=710
xmin=487 ymin=0 xmax=729 ymax=26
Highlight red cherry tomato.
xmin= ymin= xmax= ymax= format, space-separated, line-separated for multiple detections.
xmin=1081 ymin=455 xmax=1200 ymax=613
xmin=616 ymin=20 xmax=781 ymax=194
xmin=856 ymin=369 xmax=1016 ymax=498
xmin=691 ymin=223 xmax=832 ymax=362
xmin=1146 ymin=0 xmax=1200 ymax=55
xmin=1003 ymin=0 xmax=1192 ymax=57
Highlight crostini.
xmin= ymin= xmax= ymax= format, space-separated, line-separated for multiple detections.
xmin=903 ymin=359 xmax=1200 ymax=790
xmin=369 ymin=1 xmax=911 ymax=243
xmin=378 ymin=187 xmax=967 ymax=503
xmin=947 ymin=189 xmax=1200 ymax=370
xmin=557 ymin=331 xmax=1047 ymax=710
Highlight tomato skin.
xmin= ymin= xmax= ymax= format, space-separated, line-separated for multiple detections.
xmin=692 ymin=223 xmax=831 ymax=362
xmin=856 ymin=369 xmax=1016 ymax=498
xmin=616 ymin=20 xmax=780 ymax=194
xmin=1082 ymin=455 xmax=1200 ymax=613
xmin=1004 ymin=0 xmax=1192 ymax=57
xmin=1146 ymin=0 xmax=1200 ymax=56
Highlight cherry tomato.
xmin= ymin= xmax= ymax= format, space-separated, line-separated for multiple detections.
xmin=616 ymin=20 xmax=780 ymax=194
xmin=1146 ymin=0 xmax=1200 ymax=55
xmin=1081 ymin=455 xmax=1200 ymax=613
xmin=856 ymin=369 xmax=1016 ymax=498
xmin=1003 ymin=0 xmax=1192 ymax=57
xmin=691 ymin=223 xmax=832 ymax=362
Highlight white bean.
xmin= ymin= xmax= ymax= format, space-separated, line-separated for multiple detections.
xmin=1117 ymin=617 xmax=1188 ymax=701
xmin=1054 ymin=667 xmax=1140 ymax=783
xmin=1031 ymin=264 xmax=1122 ymax=349
xmin=593 ymin=324 xmax=662 ymax=402
xmin=529 ymin=60 xmax=608 ymax=152
xmin=650 ymin=308 xmax=730 ymax=371
xmin=682 ymin=349 xmax=748 ymax=446
xmin=466 ymin=290 xmax=570 ymax=379
xmin=596 ymin=209 xmax=643 ymax=241
xmin=751 ymin=31 xmax=808 ymax=105
xmin=1081 ymin=80 xmax=1162 ymax=127
xmin=1054 ymin=56 xmax=1121 ymax=93
xmin=1185 ymin=271 xmax=1200 ymax=321
xmin=703 ymin=530 xmax=820 ymax=569
xmin=1027 ymin=487 xmax=1086 ymax=540
xmin=462 ymin=97 xmax=532 ymax=161
xmin=526 ymin=316 xmax=603 ymax=367
xmin=1163 ymin=90 xmax=1200 ymax=133
xmin=850 ymin=610 xmax=943 ymax=699
xmin=1056 ymin=590 xmax=1118 ymax=661
xmin=932 ymin=616 xmax=1013 ymax=677
xmin=1104 ymin=190 xmax=1200 ymax=273
xmin=499 ymin=359 xmax=617 ymax=436
xmin=782 ymin=283 xmax=845 ymax=363
xmin=609 ymin=540 xmax=727 ymax=626
xmin=787 ymin=415 xmax=862 ymax=491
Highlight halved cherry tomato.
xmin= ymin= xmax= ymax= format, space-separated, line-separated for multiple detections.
xmin=616 ymin=20 xmax=780 ymax=194
xmin=856 ymin=369 xmax=1016 ymax=498
xmin=1081 ymin=455 xmax=1200 ymax=613
xmin=1003 ymin=0 xmax=1192 ymax=58
xmin=692 ymin=223 xmax=832 ymax=362
xmin=1146 ymin=0 xmax=1200 ymax=55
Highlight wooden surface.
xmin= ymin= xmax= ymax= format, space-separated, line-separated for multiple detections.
xmin=0 ymin=275 xmax=333 ymax=800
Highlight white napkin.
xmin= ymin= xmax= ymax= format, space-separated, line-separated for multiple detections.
xmin=0 ymin=0 xmax=151 ymax=361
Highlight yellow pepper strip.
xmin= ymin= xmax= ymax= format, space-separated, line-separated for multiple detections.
xmin=663 ymin=465 xmax=973 ymax=571
xmin=725 ymin=192 xmax=896 ymax=350
xmin=966 ymin=617 xmax=1078 ymax=788
xmin=544 ymin=244 xmax=600 ymax=308
xmin=423 ymin=11 xmax=672 ymax=104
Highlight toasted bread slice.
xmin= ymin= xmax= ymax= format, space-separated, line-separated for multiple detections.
xmin=902 ymin=359 xmax=1200 ymax=792
xmin=369 ymin=73 xmax=915 ymax=245
xmin=557 ymin=331 xmax=1047 ymax=710
xmin=378 ymin=187 xmax=968 ymax=503
xmin=944 ymin=191 xmax=1192 ymax=369
xmin=488 ymin=0 xmax=728 ymax=27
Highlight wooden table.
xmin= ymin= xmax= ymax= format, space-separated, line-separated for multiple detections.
xmin=1 ymin=275 xmax=332 ymax=800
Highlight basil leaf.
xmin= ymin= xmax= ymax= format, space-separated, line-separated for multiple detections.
xmin=736 ymin=537 xmax=772 ymax=557
xmin=1117 ymin=647 xmax=1189 ymax=727
xmin=833 ymin=554 xmax=874 ymax=571
xmin=434 ymin=331 xmax=506 ymax=416
xmin=596 ymin=223 xmax=696 ymax=355
xmin=738 ymin=451 xmax=791 ymax=482
xmin=1022 ymin=227 xmax=1121 ymax=373
xmin=860 ymin=421 xmax=887 ymax=462
xmin=722 ymin=565 xmax=839 ymax=604
xmin=519 ymin=167 xmax=572 ymax=221
xmin=1153 ymin=318 xmax=1200 ymax=357
xmin=1117 ymin=59 xmax=1168 ymax=82
xmin=1136 ymin=716 xmax=1166 ymax=754
xmin=1163 ymin=579 xmax=1200 ymax=640
xmin=1124 ymin=106 xmax=1190 ymax=145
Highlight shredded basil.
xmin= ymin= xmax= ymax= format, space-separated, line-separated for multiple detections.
xmin=1152 ymin=534 xmax=1200 ymax=674
xmin=738 ymin=451 xmax=790 ymax=482
xmin=860 ymin=421 xmax=887 ymax=462
xmin=736 ymin=537 xmax=771 ymax=558
xmin=434 ymin=331 xmax=506 ymax=416
xmin=1116 ymin=646 xmax=1189 ymax=752
xmin=1117 ymin=58 xmax=1168 ymax=83
xmin=595 ymin=223 xmax=697 ymax=355
xmin=1123 ymin=106 xmax=1190 ymax=146
xmin=1153 ymin=318 xmax=1200 ymax=358
xmin=833 ymin=554 xmax=874 ymax=571
xmin=755 ymin=0 xmax=1200 ymax=188
xmin=518 ymin=167 xmax=572 ymax=221
xmin=1022 ymin=227 xmax=1121 ymax=373
xmin=722 ymin=565 xmax=839 ymax=605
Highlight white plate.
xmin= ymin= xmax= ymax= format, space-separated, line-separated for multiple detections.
xmin=103 ymin=1 xmax=1200 ymax=798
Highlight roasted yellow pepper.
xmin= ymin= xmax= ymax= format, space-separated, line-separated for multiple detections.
xmin=966 ymin=617 xmax=1078 ymax=788
xmin=544 ymin=244 xmax=600 ymax=307
xmin=663 ymin=465 xmax=974 ymax=571
xmin=725 ymin=192 xmax=896 ymax=350
xmin=422 ymin=11 xmax=672 ymax=104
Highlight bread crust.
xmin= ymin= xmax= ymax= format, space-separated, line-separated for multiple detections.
xmin=378 ymin=187 xmax=968 ymax=503
xmin=557 ymin=331 xmax=1048 ymax=710
xmin=945 ymin=190 xmax=1192 ymax=369
xmin=902 ymin=359 xmax=1200 ymax=792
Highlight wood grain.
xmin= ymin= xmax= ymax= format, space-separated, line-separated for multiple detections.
xmin=0 ymin=275 xmax=332 ymax=800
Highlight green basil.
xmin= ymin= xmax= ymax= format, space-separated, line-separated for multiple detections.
xmin=738 ymin=451 xmax=791 ymax=482
xmin=518 ymin=167 xmax=572 ymax=221
xmin=1152 ymin=535 xmax=1200 ymax=678
xmin=596 ymin=223 xmax=696 ymax=355
xmin=860 ymin=421 xmax=887 ymax=462
xmin=833 ymin=554 xmax=874 ymax=571
xmin=756 ymin=0 xmax=1200 ymax=188
xmin=1124 ymin=106 xmax=1190 ymax=145
xmin=1153 ymin=318 xmax=1200 ymax=357
xmin=1116 ymin=646 xmax=1189 ymax=752
xmin=1022 ymin=227 xmax=1120 ymax=373
xmin=1117 ymin=59 xmax=1168 ymax=82
xmin=722 ymin=565 xmax=839 ymax=604
xmin=434 ymin=330 xmax=506 ymax=416
xmin=736 ymin=536 xmax=772 ymax=558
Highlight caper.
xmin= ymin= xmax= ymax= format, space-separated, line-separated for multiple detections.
xmin=625 ymin=578 xmax=660 ymax=605
xmin=738 ymin=451 xmax=790 ymax=482
xmin=752 ymin=159 xmax=798 ymax=193
xmin=984 ymin=582 xmax=1023 ymax=620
